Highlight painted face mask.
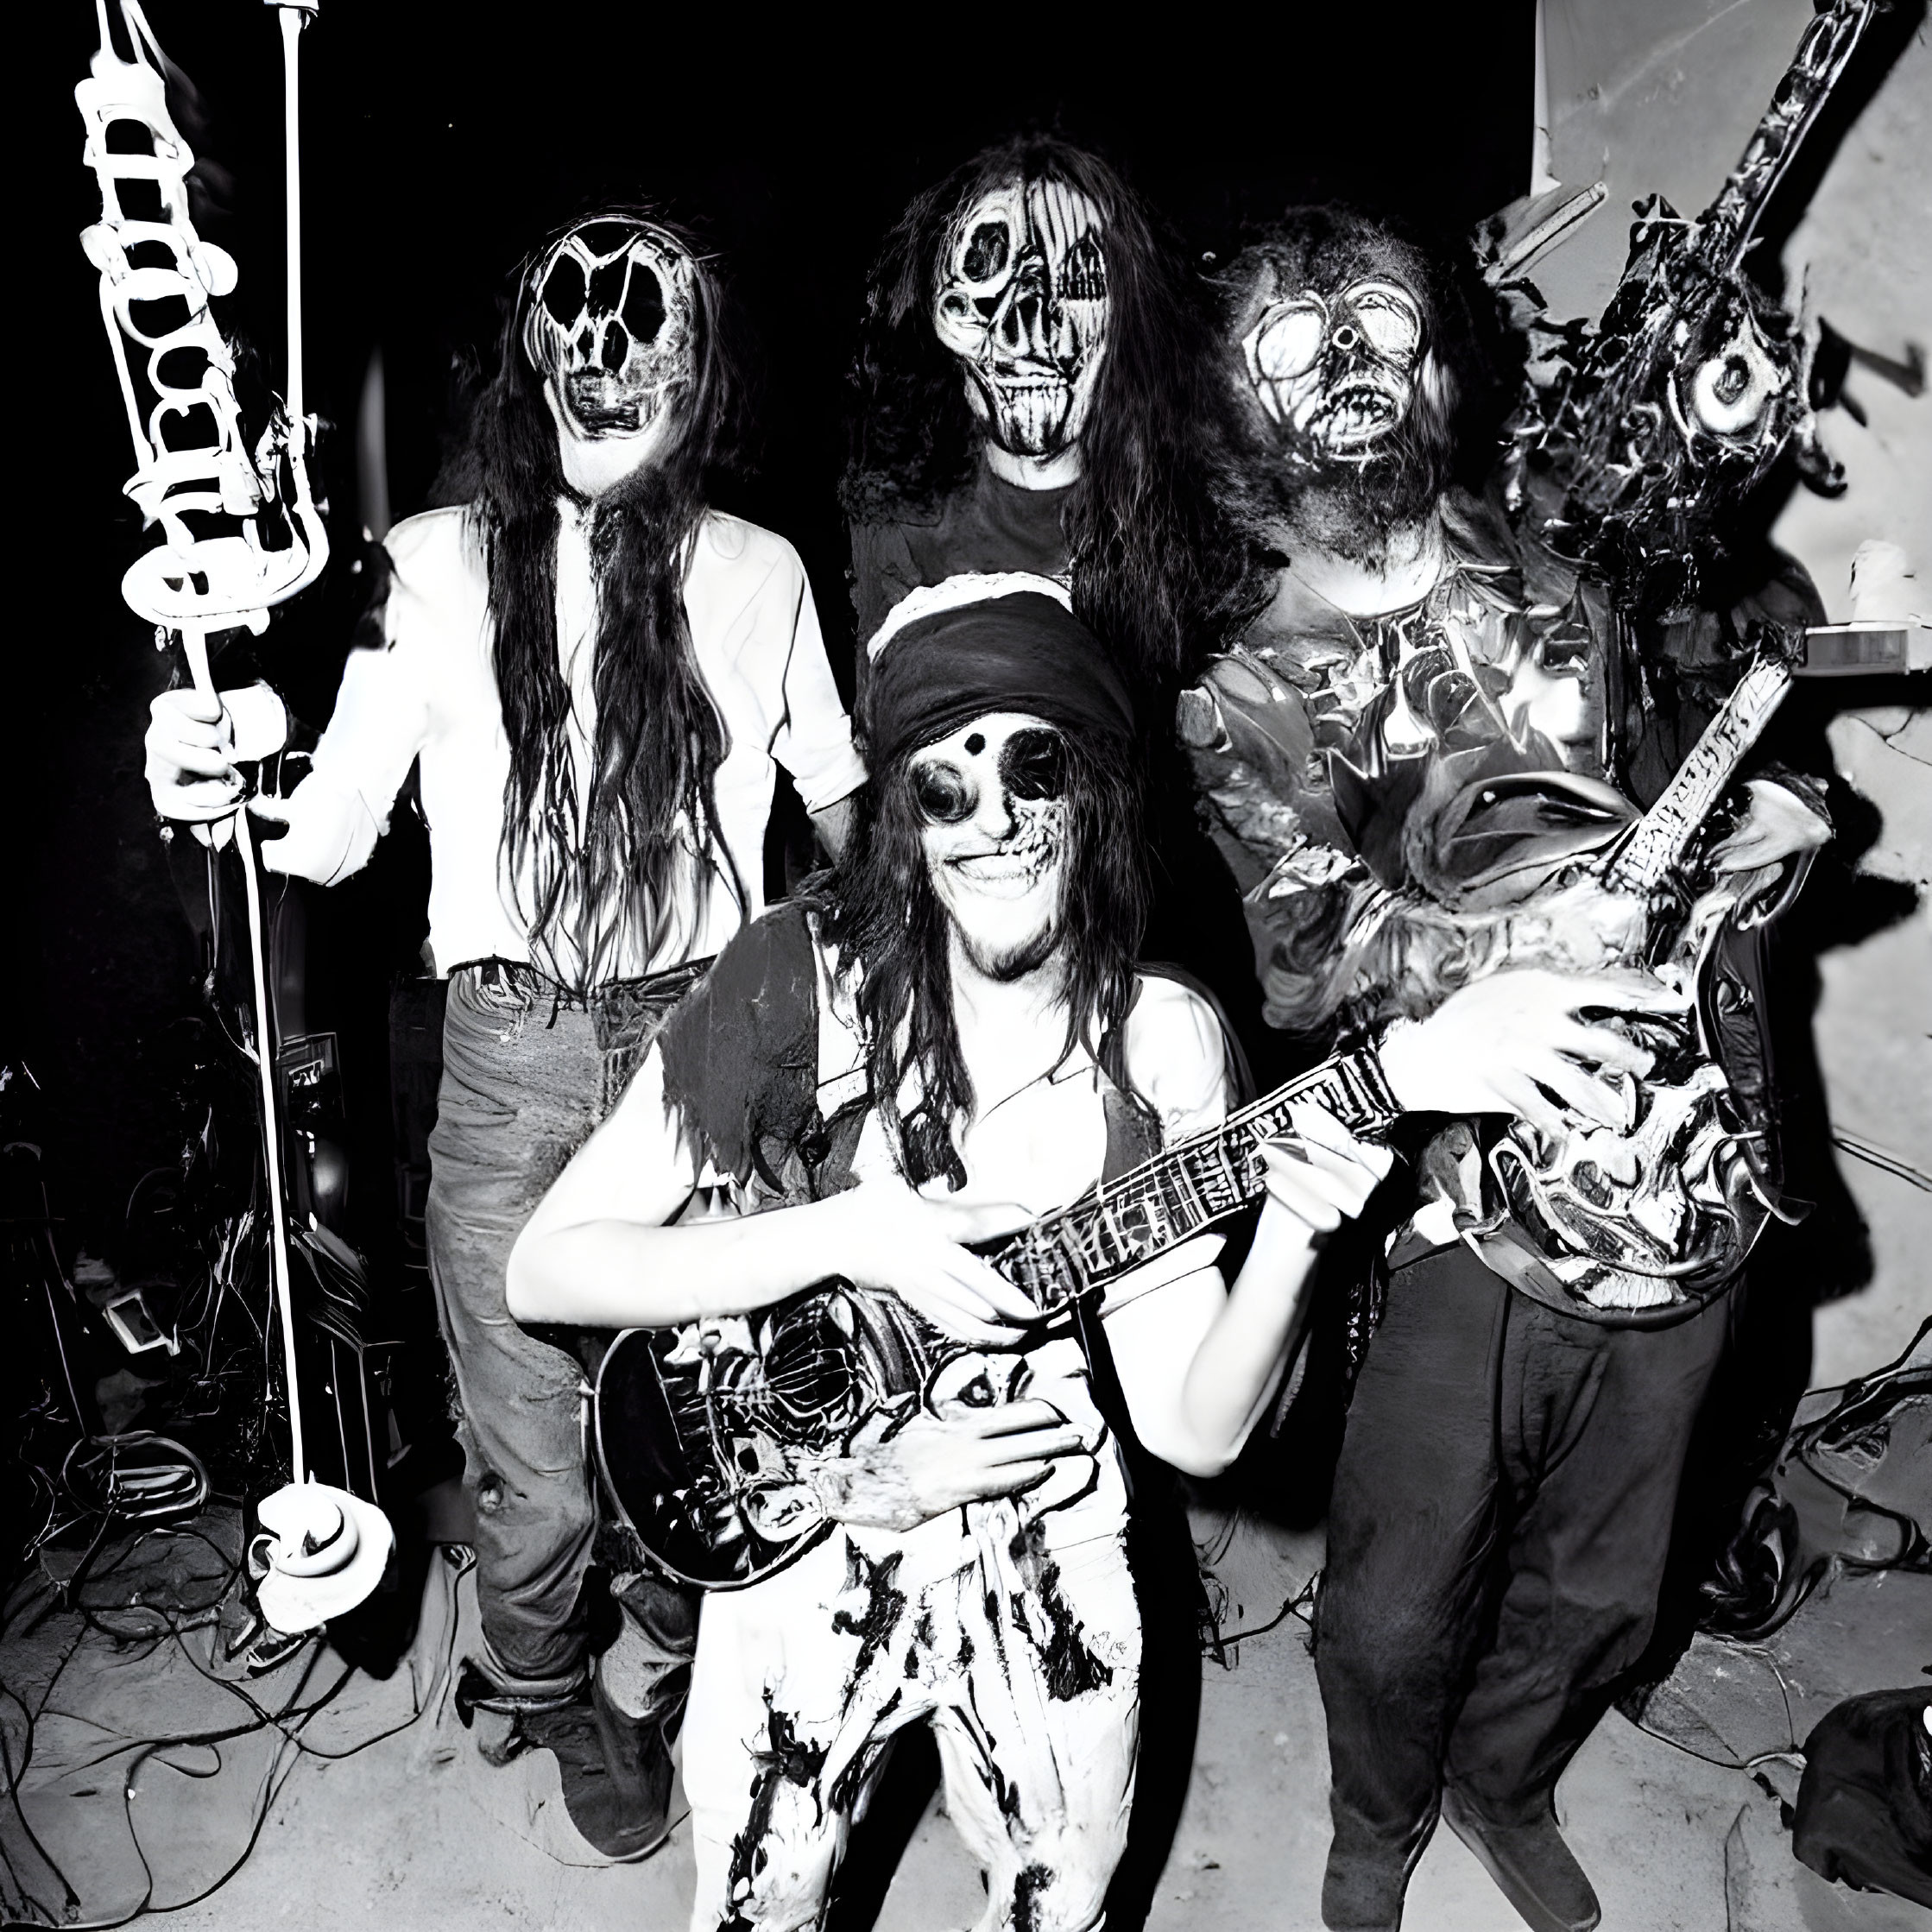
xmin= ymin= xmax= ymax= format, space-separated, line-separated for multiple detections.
xmin=912 ymin=713 xmax=1069 ymax=979
xmin=522 ymin=221 xmax=695 ymax=445
xmin=932 ymin=179 xmax=1110 ymax=460
xmin=1243 ymin=278 xmax=1424 ymax=461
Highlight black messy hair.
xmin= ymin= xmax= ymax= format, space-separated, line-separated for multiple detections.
xmin=1218 ymin=205 xmax=1510 ymax=566
xmin=821 ymin=724 xmax=1148 ymax=1190
xmin=843 ymin=134 xmax=1255 ymax=696
xmin=440 ymin=209 xmax=754 ymax=991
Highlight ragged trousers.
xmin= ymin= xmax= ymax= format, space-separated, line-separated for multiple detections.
xmin=684 ymin=1505 xmax=1142 ymax=1932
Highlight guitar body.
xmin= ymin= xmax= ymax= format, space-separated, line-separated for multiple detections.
xmin=1413 ymin=653 xmax=1807 ymax=1320
xmin=595 ymin=1285 xmax=939 ymax=1589
xmin=1476 ymin=862 xmax=1784 ymax=1320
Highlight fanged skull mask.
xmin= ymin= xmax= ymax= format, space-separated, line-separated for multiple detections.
xmin=522 ymin=221 xmax=696 ymax=442
xmin=1243 ymin=278 xmax=1425 ymax=460
xmin=932 ymin=179 xmax=1110 ymax=460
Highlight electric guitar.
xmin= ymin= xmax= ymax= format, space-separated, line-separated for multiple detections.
xmin=592 ymin=1044 xmax=1402 ymax=1589
xmin=1459 ymin=641 xmax=1807 ymax=1317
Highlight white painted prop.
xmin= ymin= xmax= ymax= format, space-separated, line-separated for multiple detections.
xmin=78 ymin=0 xmax=392 ymax=1632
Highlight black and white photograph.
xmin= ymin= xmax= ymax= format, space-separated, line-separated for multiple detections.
xmin=7 ymin=3 xmax=1929 ymax=1927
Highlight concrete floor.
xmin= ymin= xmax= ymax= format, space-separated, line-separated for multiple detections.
xmin=7 ymin=1436 xmax=1922 ymax=1932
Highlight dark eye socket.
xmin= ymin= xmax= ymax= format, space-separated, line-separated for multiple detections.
xmin=1000 ymin=729 xmax=1067 ymax=801
xmin=962 ymin=220 xmax=1010 ymax=284
xmin=1536 ymin=631 xmax=1592 ymax=675
xmin=1058 ymin=235 xmax=1108 ymax=302
xmin=1713 ymin=355 xmax=1751 ymax=405
xmin=911 ymin=760 xmax=976 ymax=825
xmin=621 ymin=262 xmax=666 ymax=345
xmin=540 ymin=256 xmax=586 ymax=325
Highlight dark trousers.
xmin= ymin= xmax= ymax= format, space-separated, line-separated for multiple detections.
xmin=426 ymin=962 xmax=697 ymax=1693
xmin=1315 ymin=1243 xmax=1734 ymax=1886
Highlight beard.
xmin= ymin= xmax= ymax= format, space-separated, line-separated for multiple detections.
xmin=953 ymin=912 xmax=1063 ymax=984
xmin=1271 ymin=403 xmax=1456 ymax=563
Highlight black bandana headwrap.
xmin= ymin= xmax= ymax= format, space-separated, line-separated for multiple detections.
xmin=860 ymin=575 xmax=1135 ymax=767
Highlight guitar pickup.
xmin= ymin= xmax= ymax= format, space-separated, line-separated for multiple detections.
xmin=1797 ymin=622 xmax=1931 ymax=676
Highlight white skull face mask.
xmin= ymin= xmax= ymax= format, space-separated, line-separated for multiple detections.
xmin=1243 ymin=277 xmax=1424 ymax=461
xmin=932 ymin=179 xmax=1110 ymax=460
xmin=911 ymin=712 xmax=1069 ymax=981
xmin=523 ymin=222 xmax=696 ymax=450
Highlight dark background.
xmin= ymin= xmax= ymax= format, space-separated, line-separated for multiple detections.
xmin=16 ymin=3 xmax=1532 ymax=1266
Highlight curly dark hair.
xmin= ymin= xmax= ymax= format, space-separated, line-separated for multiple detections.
xmin=821 ymin=725 xmax=1148 ymax=1189
xmin=443 ymin=210 xmax=754 ymax=990
xmin=843 ymin=136 xmax=1257 ymax=697
xmin=1216 ymin=205 xmax=1512 ymax=578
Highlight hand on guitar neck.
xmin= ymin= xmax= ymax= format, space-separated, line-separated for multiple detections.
xmin=1377 ymin=968 xmax=1688 ymax=1141
xmin=1708 ymin=778 xmax=1831 ymax=879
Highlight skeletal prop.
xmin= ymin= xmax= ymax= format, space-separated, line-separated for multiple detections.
xmin=78 ymin=0 xmax=391 ymax=1626
xmin=1243 ymin=279 xmax=1425 ymax=459
xmin=76 ymin=0 xmax=326 ymax=635
xmin=1506 ymin=0 xmax=1880 ymax=594
xmin=932 ymin=178 xmax=1109 ymax=458
xmin=522 ymin=220 xmax=696 ymax=442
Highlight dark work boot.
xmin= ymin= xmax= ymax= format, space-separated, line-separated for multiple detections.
xmin=1322 ymin=1808 xmax=1434 ymax=1930
xmin=1440 ymin=1785 xmax=1601 ymax=1932
xmin=452 ymin=1656 xmax=586 ymax=1767
xmin=510 ymin=1667 xmax=680 ymax=1861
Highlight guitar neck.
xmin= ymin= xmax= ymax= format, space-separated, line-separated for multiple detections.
xmin=1602 ymin=653 xmax=1794 ymax=896
xmin=990 ymin=1048 xmax=1400 ymax=1310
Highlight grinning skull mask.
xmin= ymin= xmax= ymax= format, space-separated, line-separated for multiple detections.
xmin=932 ymin=178 xmax=1110 ymax=460
xmin=1222 ymin=212 xmax=1470 ymax=539
xmin=911 ymin=711 xmax=1070 ymax=981
xmin=522 ymin=219 xmax=696 ymax=444
xmin=1243 ymin=278 xmax=1425 ymax=461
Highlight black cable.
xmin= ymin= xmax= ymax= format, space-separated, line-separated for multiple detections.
xmin=1 ymin=1523 xmax=464 ymax=1929
xmin=1210 ymin=1570 xmax=1321 ymax=1650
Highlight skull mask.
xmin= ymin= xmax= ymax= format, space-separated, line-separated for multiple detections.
xmin=1242 ymin=277 xmax=1425 ymax=462
xmin=932 ymin=179 xmax=1110 ymax=460
xmin=911 ymin=712 xmax=1069 ymax=981
xmin=522 ymin=220 xmax=696 ymax=444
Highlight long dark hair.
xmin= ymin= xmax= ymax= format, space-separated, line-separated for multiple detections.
xmin=821 ymin=726 xmax=1148 ymax=1190
xmin=451 ymin=211 xmax=752 ymax=989
xmin=843 ymin=136 xmax=1256 ymax=697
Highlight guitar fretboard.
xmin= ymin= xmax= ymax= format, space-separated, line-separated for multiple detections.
xmin=988 ymin=1048 xmax=1399 ymax=1313
xmin=1602 ymin=654 xmax=1793 ymax=896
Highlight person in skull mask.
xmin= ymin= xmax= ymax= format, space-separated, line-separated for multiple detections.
xmin=508 ymin=578 xmax=1395 ymax=1932
xmin=847 ymin=134 xmax=1267 ymax=1089
xmin=844 ymin=134 xmax=1249 ymax=704
xmin=141 ymin=212 xmax=867 ymax=1858
xmin=1179 ymin=207 xmax=1831 ymax=1932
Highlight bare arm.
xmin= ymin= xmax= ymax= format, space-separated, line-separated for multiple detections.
xmin=1103 ymin=1106 xmax=1392 ymax=1478
xmin=505 ymin=1050 xmax=1039 ymax=1345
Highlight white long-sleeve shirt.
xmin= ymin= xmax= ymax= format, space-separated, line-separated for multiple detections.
xmin=288 ymin=502 xmax=866 ymax=978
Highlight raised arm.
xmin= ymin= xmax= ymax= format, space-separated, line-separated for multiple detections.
xmin=143 ymin=527 xmax=436 ymax=884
